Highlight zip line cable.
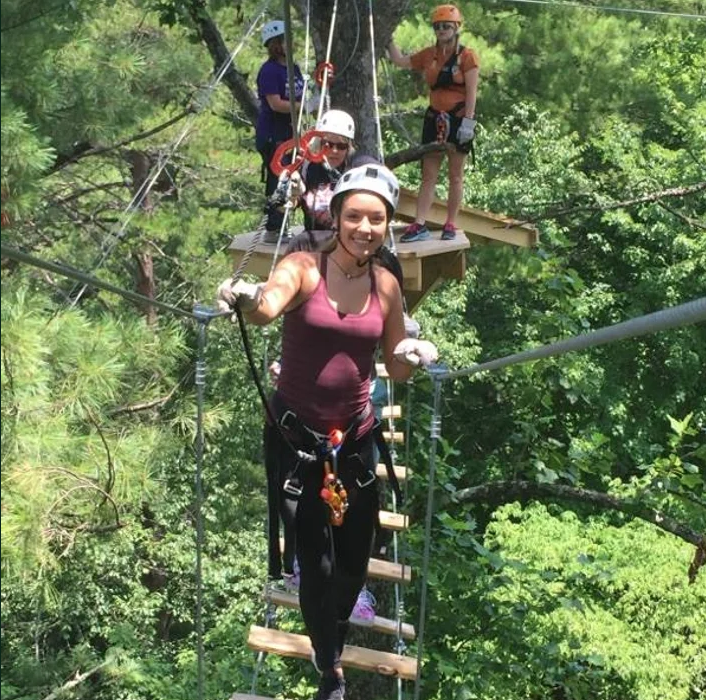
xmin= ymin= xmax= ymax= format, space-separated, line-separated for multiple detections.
xmin=488 ymin=0 xmax=704 ymax=20
xmin=65 ymin=7 xmax=269 ymax=307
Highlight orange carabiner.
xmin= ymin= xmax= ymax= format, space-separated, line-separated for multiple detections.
xmin=269 ymin=130 xmax=327 ymax=177
xmin=314 ymin=61 xmax=335 ymax=87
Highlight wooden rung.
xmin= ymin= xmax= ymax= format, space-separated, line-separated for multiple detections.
xmin=247 ymin=626 xmax=418 ymax=680
xmin=279 ymin=538 xmax=411 ymax=583
xmin=381 ymin=405 xmax=402 ymax=419
xmin=379 ymin=510 xmax=409 ymax=532
xmin=375 ymin=362 xmax=389 ymax=379
xmin=231 ymin=694 xmax=285 ymax=700
xmin=376 ymin=464 xmax=411 ymax=481
xmin=368 ymin=557 xmax=412 ymax=584
xmin=265 ymin=588 xmax=416 ymax=640
xmin=383 ymin=431 xmax=404 ymax=444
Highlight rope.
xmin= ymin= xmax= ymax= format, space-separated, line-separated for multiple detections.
xmin=489 ymin=0 xmax=704 ymax=20
xmin=367 ymin=0 xmax=385 ymax=164
xmin=439 ymin=297 xmax=706 ymax=382
xmin=316 ymin=0 xmax=340 ymax=119
xmin=64 ymin=9 xmax=268 ymax=307
xmin=1 ymin=243 xmax=198 ymax=320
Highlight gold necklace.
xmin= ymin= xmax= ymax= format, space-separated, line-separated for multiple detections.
xmin=328 ymin=254 xmax=369 ymax=280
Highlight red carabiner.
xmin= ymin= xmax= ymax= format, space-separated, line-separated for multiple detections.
xmin=269 ymin=130 xmax=327 ymax=177
xmin=314 ymin=61 xmax=335 ymax=87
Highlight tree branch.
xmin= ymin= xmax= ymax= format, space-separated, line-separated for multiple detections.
xmin=452 ymin=480 xmax=706 ymax=579
xmin=186 ymin=0 xmax=258 ymax=124
xmin=385 ymin=142 xmax=455 ymax=170
xmin=41 ymin=658 xmax=113 ymax=700
xmin=521 ymin=181 xmax=706 ymax=225
xmin=47 ymin=109 xmax=193 ymax=174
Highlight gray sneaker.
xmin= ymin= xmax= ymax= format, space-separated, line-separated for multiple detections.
xmin=314 ymin=671 xmax=345 ymax=700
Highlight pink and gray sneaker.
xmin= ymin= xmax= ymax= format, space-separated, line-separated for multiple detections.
xmin=399 ymin=222 xmax=430 ymax=243
xmin=350 ymin=586 xmax=376 ymax=626
xmin=441 ymin=222 xmax=457 ymax=240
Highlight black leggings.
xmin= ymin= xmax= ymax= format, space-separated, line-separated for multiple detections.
xmin=264 ymin=423 xmax=379 ymax=671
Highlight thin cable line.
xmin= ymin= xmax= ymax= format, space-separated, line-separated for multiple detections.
xmin=490 ymin=0 xmax=704 ymax=20
xmin=1 ymin=243 xmax=198 ymax=320
xmin=66 ymin=8 xmax=268 ymax=307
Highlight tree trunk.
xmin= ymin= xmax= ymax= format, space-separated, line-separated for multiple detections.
xmin=126 ymin=150 xmax=157 ymax=325
xmin=293 ymin=0 xmax=407 ymax=157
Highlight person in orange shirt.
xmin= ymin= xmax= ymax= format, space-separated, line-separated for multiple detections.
xmin=388 ymin=4 xmax=479 ymax=242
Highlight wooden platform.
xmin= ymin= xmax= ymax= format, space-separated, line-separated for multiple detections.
xmin=227 ymin=192 xmax=536 ymax=313
xmin=265 ymin=587 xmax=416 ymax=640
xmin=247 ymin=626 xmax=418 ymax=680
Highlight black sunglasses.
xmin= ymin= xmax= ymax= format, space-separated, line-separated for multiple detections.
xmin=323 ymin=139 xmax=350 ymax=152
xmin=433 ymin=21 xmax=456 ymax=31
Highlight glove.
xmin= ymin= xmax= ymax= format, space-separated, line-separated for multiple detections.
xmin=403 ymin=313 xmax=421 ymax=340
xmin=303 ymin=94 xmax=318 ymax=116
xmin=288 ymin=170 xmax=306 ymax=200
xmin=216 ymin=278 xmax=264 ymax=314
xmin=393 ymin=338 xmax=438 ymax=367
xmin=457 ymin=117 xmax=477 ymax=145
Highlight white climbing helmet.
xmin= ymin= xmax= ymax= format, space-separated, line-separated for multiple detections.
xmin=330 ymin=163 xmax=400 ymax=218
xmin=261 ymin=20 xmax=285 ymax=46
xmin=317 ymin=109 xmax=355 ymax=140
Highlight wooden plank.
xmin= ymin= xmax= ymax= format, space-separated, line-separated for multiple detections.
xmin=376 ymin=464 xmax=411 ymax=481
xmin=381 ymin=405 xmax=402 ymax=419
xmin=247 ymin=626 xmax=418 ymax=680
xmin=265 ymin=588 xmax=416 ymax=640
xmin=379 ymin=510 xmax=409 ymax=532
xmin=231 ymin=694 xmax=285 ymax=700
xmin=396 ymin=187 xmax=538 ymax=248
xmin=279 ymin=538 xmax=411 ymax=583
xmin=375 ymin=362 xmax=389 ymax=379
xmin=383 ymin=431 xmax=404 ymax=444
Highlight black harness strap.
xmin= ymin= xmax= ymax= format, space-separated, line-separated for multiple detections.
xmin=431 ymin=44 xmax=465 ymax=91
xmin=372 ymin=420 xmax=403 ymax=506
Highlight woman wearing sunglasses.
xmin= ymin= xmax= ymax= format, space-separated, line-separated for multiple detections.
xmin=388 ymin=4 xmax=479 ymax=242
xmin=294 ymin=109 xmax=358 ymax=233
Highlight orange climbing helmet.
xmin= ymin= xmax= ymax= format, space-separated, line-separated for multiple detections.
xmin=431 ymin=4 xmax=463 ymax=24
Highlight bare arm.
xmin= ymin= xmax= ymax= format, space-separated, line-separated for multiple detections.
xmin=387 ymin=41 xmax=413 ymax=70
xmin=464 ymin=67 xmax=479 ymax=118
xmin=244 ymin=252 xmax=313 ymax=325
xmin=265 ymin=93 xmax=301 ymax=114
xmin=378 ymin=270 xmax=415 ymax=382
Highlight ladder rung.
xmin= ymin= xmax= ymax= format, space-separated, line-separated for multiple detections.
xmin=383 ymin=431 xmax=404 ymax=444
xmin=231 ymin=694 xmax=285 ymax=700
xmin=381 ymin=405 xmax=402 ymax=419
xmin=379 ymin=510 xmax=409 ymax=532
xmin=279 ymin=538 xmax=411 ymax=584
xmin=375 ymin=362 xmax=389 ymax=379
xmin=376 ymin=464 xmax=411 ymax=481
xmin=265 ymin=588 xmax=416 ymax=640
xmin=247 ymin=626 xmax=418 ymax=680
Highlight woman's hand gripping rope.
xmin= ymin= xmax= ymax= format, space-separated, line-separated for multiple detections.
xmin=216 ymin=278 xmax=265 ymax=318
xmin=393 ymin=338 xmax=439 ymax=367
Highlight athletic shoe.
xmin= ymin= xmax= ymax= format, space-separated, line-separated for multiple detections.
xmin=399 ymin=222 xmax=430 ymax=243
xmin=263 ymin=229 xmax=280 ymax=244
xmin=441 ymin=222 xmax=457 ymax=241
xmin=314 ymin=671 xmax=346 ymax=700
xmin=350 ymin=586 xmax=376 ymax=626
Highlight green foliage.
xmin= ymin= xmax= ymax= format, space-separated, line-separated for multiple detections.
xmin=2 ymin=1 xmax=705 ymax=699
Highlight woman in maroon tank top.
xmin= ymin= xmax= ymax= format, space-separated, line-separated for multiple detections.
xmin=218 ymin=164 xmax=438 ymax=699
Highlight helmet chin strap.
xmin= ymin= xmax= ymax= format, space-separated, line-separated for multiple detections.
xmin=334 ymin=230 xmax=374 ymax=268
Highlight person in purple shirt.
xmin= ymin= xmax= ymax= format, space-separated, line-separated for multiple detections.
xmin=256 ymin=20 xmax=305 ymax=236
xmin=218 ymin=164 xmax=438 ymax=700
